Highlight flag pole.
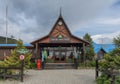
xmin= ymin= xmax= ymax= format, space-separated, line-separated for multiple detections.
xmin=5 ymin=5 xmax=8 ymax=44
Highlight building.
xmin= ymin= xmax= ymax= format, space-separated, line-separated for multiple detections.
xmin=0 ymin=44 xmax=33 ymax=60
xmin=31 ymin=14 xmax=89 ymax=63
xmin=0 ymin=14 xmax=89 ymax=66
xmin=93 ymin=42 xmax=115 ymax=59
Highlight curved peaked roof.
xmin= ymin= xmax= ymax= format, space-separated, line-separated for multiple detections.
xmin=93 ymin=42 xmax=115 ymax=53
xmin=31 ymin=14 xmax=89 ymax=45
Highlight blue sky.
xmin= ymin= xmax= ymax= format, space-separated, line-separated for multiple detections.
xmin=0 ymin=0 xmax=120 ymax=43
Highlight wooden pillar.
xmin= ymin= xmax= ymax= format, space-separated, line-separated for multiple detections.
xmin=36 ymin=43 xmax=39 ymax=59
xmin=83 ymin=43 xmax=86 ymax=64
xmin=39 ymin=47 xmax=42 ymax=59
xmin=78 ymin=46 xmax=81 ymax=63
xmin=38 ymin=46 xmax=40 ymax=59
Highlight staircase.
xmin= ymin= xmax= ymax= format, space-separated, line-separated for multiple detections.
xmin=44 ymin=63 xmax=75 ymax=69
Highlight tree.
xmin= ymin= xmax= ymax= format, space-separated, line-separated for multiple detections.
xmin=83 ymin=33 xmax=95 ymax=61
xmin=11 ymin=35 xmax=14 ymax=39
xmin=0 ymin=39 xmax=31 ymax=69
xmin=113 ymin=34 xmax=120 ymax=48
xmin=96 ymin=34 xmax=120 ymax=84
xmin=96 ymin=49 xmax=120 ymax=84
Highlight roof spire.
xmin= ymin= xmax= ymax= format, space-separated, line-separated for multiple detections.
xmin=59 ymin=7 xmax=62 ymax=18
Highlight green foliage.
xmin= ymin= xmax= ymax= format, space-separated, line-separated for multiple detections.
xmin=96 ymin=74 xmax=111 ymax=84
xmin=99 ymin=48 xmax=120 ymax=70
xmin=113 ymin=34 xmax=120 ymax=48
xmin=83 ymin=33 xmax=95 ymax=61
xmin=46 ymin=58 xmax=54 ymax=63
xmin=90 ymin=60 xmax=96 ymax=67
xmin=96 ymin=74 xmax=120 ymax=84
xmin=115 ymin=76 xmax=120 ymax=84
xmin=83 ymin=33 xmax=93 ymax=43
xmin=0 ymin=36 xmax=17 ymax=44
xmin=82 ymin=60 xmax=96 ymax=67
xmin=96 ymin=47 xmax=120 ymax=84
xmin=0 ymin=39 xmax=31 ymax=69
xmin=29 ymin=62 xmax=36 ymax=69
xmin=110 ymin=48 xmax=120 ymax=56
xmin=66 ymin=58 xmax=74 ymax=63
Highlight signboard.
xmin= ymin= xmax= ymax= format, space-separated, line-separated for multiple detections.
xmin=17 ymin=49 xmax=28 ymax=54
xmin=50 ymin=37 xmax=70 ymax=43
xmin=20 ymin=55 xmax=25 ymax=60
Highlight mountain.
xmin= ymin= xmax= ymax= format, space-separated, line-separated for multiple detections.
xmin=0 ymin=36 xmax=17 ymax=44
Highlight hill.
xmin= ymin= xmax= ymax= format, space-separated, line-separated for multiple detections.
xmin=0 ymin=36 xmax=17 ymax=44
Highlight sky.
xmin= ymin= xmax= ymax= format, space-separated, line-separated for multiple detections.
xmin=0 ymin=0 xmax=120 ymax=44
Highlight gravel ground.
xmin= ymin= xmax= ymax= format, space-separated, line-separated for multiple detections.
xmin=0 ymin=69 xmax=96 ymax=84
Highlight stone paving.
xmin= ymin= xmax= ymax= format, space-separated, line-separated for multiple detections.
xmin=0 ymin=69 xmax=96 ymax=84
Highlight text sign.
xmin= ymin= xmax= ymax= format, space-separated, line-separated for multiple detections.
xmin=20 ymin=55 xmax=25 ymax=60
xmin=50 ymin=37 xmax=70 ymax=43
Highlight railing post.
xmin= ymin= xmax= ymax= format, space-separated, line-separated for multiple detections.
xmin=111 ymin=75 xmax=115 ymax=84
xmin=95 ymin=60 xmax=99 ymax=79
xmin=21 ymin=60 xmax=24 ymax=82
xmin=74 ymin=58 xmax=78 ymax=69
xmin=42 ymin=61 xmax=45 ymax=69
xmin=4 ymin=68 xmax=7 ymax=80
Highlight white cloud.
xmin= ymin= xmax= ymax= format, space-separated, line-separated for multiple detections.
xmin=92 ymin=31 xmax=120 ymax=44
xmin=96 ymin=18 xmax=120 ymax=25
xmin=0 ymin=0 xmax=119 ymax=43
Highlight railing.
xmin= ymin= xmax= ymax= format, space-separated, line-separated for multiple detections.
xmin=0 ymin=61 xmax=24 ymax=82
xmin=74 ymin=58 xmax=78 ymax=69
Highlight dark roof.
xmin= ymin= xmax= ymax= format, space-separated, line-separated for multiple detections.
xmin=31 ymin=14 xmax=89 ymax=45
xmin=31 ymin=35 xmax=49 ymax=45
xmin=72 ymin=35 xmax=90 ymax=45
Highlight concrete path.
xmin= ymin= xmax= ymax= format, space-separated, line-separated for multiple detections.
xmin=0 ymin=69 xmax=96 ymax=84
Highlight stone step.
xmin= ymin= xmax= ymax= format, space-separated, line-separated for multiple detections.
xmin=44 ymin=63 xmax=75 ymax=69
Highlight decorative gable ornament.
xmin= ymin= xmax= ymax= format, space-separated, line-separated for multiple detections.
xmin=58 ymin=21 xmax=63 ymax=25
xmin=58 ymin=35 xmax=63 ymax=39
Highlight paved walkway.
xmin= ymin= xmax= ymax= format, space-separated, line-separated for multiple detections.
xmin=0 ymin=69 xmax=96 ymax=84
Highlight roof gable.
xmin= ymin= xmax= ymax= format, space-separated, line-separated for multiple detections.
xmin=31 ymin=15 xmax=89 ymax=45
xmin=49 ymin=15 xmax=71 ymax=38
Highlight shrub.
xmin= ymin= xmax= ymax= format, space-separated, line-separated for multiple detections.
xmin=29 ymin=62 xmax=36 ymax=69
xmin=46 ymin=58 xmax=54 ymax=63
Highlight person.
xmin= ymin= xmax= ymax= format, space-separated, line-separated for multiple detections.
xmin=74 ymin=48 xmax=78 ymax=59
xmin=69 ymin=52 xmax=74 ymax=59
xmin=43 ymin=49 xmax=47 ymax=60
xmin=42 ymin=51 xmax=44 ymax=69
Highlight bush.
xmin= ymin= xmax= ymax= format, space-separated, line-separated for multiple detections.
xmin=90 ymin=60 xmax=96 ymax=67
xmin=66 ymin=58 xmax=74 ymax=63
xmin=96 ymin=74 xmax=111 ymax=84
xmin=0 ymin=40 xmax=31 ymax=75
xmin=81 ymin=60 xmax=96 ymax=67
xmin=96 ymin=47 xmax=120 ymax=84
xmin=29 ymin=62 xmax=36 ymax=69
xmin=46 ymin=58 xmax=54 ymax=63
xmin=115 ymin=76 xmax=120 ymax=84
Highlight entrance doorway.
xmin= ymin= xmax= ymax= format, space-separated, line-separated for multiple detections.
xmin=54 ymin=51 xmax=66 ymax=62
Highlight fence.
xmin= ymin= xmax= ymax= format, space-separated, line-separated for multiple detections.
xmin=0 ymin=61 xmax=24 ymax=82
